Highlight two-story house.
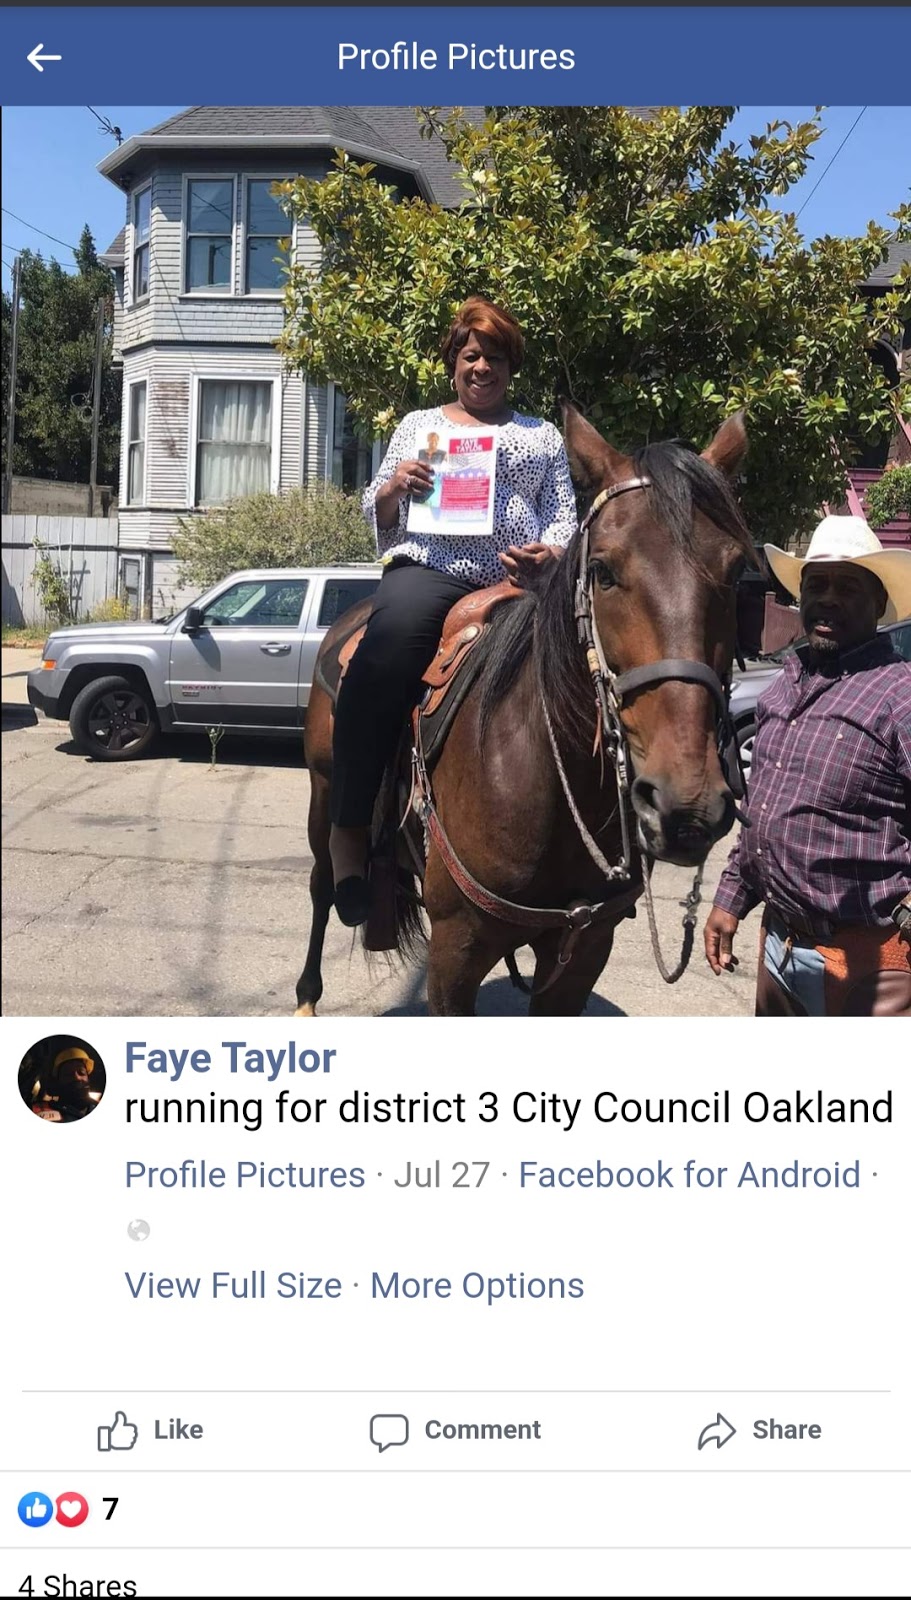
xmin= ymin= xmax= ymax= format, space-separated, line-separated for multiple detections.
xmin=98 ymin=106 xmax=480 ymax=613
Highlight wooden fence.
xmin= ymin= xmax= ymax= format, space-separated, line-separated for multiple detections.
xmin=1 ymin=515 xmax=121 ymax=627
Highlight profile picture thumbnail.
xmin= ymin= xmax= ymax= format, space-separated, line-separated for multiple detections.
xmin=18 ymin=1036 xmax=107 ymax=1124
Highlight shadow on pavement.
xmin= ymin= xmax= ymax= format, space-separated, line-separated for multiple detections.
xmin=384 ymin=972 xmax=626 ymax=1018
xmin=2 ymin=703 xmax=38 ymax=730
xmin=165 ymin=733 xmax=305 ymax=770
xmin=51 ymin=731 xmax=305 ymax=770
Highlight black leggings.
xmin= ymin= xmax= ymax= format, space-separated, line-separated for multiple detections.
xmin=330 ymin=560 xmax=475 ymax=828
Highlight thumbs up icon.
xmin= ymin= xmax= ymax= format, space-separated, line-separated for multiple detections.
xmin=97 ymin=1411 xmax=138 ymax=1451
xmin=18 ymin=1492 xmax=53 ymax=1526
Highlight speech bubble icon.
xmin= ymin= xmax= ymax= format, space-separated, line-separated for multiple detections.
xmin=370 ymin=1413 xmax=409 ymax=1453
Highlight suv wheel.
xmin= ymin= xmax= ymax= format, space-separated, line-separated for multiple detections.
xmin=736 ymin=718 xmax=757 ymax=782
xmin=68 ymin=675 xmax=159 ymax=760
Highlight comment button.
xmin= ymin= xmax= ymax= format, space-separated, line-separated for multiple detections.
xmin=369 ymin=1414 xmax=410 ymax=1453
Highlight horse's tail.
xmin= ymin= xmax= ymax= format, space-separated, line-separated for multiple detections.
xmin=392 ymin=865 xmax=428 ymax=966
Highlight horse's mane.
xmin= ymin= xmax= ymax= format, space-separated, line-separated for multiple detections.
xmin=478 ymin=439 xmax=755 ymax=748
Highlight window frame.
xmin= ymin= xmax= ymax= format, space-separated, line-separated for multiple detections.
xmin=325 ymin=382 xmax=380 ymax=492
xmin=188 ymin=372 xmax=282 ymax=507
xmin=198 ymin=576 xmax=310 ymax=630
xmin=316 ymin=576 xmax=381 ymax=630
xmin=242 ymin=174 xmax=295 ymax=297
xmin=130 ymin=182 xmax=152 ymax=306
xmin=125 ymin=378 xmax=148 ymax=506
xmin=181 ymin=173 xmax=237 ymax=297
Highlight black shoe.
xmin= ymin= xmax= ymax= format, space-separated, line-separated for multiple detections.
xmin=334 ymin=875 xmax=370 ymax=928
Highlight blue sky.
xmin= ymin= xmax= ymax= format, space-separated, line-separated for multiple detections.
xmin=2 ymin=104 xmax=909 ymax=284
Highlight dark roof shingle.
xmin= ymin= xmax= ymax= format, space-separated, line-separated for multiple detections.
xmin=100 ymin=225 xmax=125 ymax=262
xmin=861 ymin=236 xmax=911 ymax=290
xmin=138 ymin=106 xmax=482 ymax=207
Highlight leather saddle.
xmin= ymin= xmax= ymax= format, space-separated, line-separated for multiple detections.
xmin=316 ymin=580 xmax=523 ymax=767
xmin=313 ymin=581 xmax=525 ymax=954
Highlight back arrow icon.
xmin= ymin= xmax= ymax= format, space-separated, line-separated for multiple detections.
xmin=697 ymin=1412 xmax=737 ymax=1450
xmin=28 ymin=44 xmax=63 ymax=72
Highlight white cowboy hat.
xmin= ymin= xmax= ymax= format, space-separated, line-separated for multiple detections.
xmin=765 ymin=515 xmax=911 ymax=626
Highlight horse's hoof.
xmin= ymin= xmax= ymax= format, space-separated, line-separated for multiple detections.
xmin=294 ymin=1003 xmax=317 ymax=1018
xmin=334 ymin=875 xmax=370 ymax=927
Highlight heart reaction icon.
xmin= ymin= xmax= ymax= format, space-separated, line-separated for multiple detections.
xmin=55 ymin=1492 xmax=89 ymax=1527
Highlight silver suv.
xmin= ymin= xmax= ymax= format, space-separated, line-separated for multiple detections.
xmin=27 ymin=565 xmax=382 ymax=760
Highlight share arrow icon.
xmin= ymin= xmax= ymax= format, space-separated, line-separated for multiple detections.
xmin=697 ymin=1412 xmax=737 ymax=1450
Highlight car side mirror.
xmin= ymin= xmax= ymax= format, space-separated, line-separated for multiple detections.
xmin=182 ymin=605 xmax=204 ymax=633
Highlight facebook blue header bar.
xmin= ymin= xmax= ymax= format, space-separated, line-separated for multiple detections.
xmin=2 ymin=7 xmax=910 ymax=105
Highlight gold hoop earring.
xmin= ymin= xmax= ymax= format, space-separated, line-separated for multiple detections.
xmin=451 ymin=378 xmax=457 ymax=392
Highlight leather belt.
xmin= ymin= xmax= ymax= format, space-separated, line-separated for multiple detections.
xmin=767 ymin=906 xmax=836 ymax=943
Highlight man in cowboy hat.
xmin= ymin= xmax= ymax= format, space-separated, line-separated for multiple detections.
xmin=703 ymin=515 xmax=911 ymax=1016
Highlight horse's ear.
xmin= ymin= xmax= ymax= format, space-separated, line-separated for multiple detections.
xmin=561 ymin=400 xmax=632 ymax=490
xmin=701 ymin=410 xmax=748 ymax=479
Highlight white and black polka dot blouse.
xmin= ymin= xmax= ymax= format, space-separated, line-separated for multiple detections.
xmin=363 ymin=406 xmax=578 ymax=587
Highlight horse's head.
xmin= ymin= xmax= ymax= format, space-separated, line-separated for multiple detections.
xmin=563 ymin=402 xmax=755 ymax=867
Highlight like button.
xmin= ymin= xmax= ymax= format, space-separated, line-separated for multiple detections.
xmin=97 ymin=1410 xmax=138 ymax=1451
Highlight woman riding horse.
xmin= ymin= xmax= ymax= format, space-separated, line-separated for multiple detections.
xmin=328 ymin=297 xmax=577 ymax=925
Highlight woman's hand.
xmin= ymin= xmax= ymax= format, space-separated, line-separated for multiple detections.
xmin=392 ymin=460 xmax=435 ymax=501
xmin=374 ymin=460 xmax=435 ymax=531
xmin=499 ymin=543 xmax=563 ymax=588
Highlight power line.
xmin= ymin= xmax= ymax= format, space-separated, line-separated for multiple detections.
xmin=795 ymin=107 xmax=867 ymax=222
xmin=1 ymin=207 xmax=78 ymax=252
xmin=86 ymin=106 xmax=123 ymax=145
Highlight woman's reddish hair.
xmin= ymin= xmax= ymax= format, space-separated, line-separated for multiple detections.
xmin=440 ymin=297 xmax=524 ymax=375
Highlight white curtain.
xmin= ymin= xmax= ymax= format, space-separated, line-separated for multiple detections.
xmin=127 ymin=384 xmax=146 ymax=504
xmin=197 ymin=381 xmax=272 ymax=504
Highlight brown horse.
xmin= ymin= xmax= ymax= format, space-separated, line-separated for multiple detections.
xmin=296 ymin=403 xmax=754 ymax=1017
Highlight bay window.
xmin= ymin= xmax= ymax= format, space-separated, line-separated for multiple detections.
xmin=196 ymin=379 xmax=273 ymax=505
xmin=126 ymin=382 xmax=147 ymax=505
xmin=330 ymin=388 xmax=373 ymax=493
xmin=132 ymin=185 xmax=151 ymax=301
xmin=186 ymin=178 xmax=234 ymax=292
xmin=245 ymin=179 xmax=288 ymax=292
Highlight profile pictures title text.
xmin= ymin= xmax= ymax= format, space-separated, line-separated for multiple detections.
xmin=338 ymin=41 xmax=576 ymax=73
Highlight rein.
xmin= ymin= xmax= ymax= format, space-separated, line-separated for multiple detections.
xmin=413 ymin=474 xmax=743 ymax=992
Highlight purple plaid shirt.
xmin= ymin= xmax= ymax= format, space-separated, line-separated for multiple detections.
xmin=715 ymin=637 xmax=911 ymax=928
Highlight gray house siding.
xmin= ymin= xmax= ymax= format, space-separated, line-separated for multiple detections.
xmin=112 ymin=153 xmax=332 ymax=549
xmin=121 ymin=156 xmax=323 ymax=346
xmin=99 ymin=110 xmax=476 ymax=560
xmin=118 ymin=344 xmax=306 ymax=548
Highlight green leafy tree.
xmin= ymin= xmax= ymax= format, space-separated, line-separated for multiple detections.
xmin=277 ymin=106 xmax=911 ymax=544
xmin=172 ymin=485 xmax=376 ymax=589
xmin=862 ymin=461 xmax=911 ymax=529
xmin=1 ymin=225 xmax=121 ymax=485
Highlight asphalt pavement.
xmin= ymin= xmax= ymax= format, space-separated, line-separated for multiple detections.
xmin=2 ymin=646 xmax=756 ymax=1018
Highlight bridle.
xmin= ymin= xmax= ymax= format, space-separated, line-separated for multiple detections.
xmin=545 ymin=474 xmax=744 ymax=981
xmin=413 ymin=474 xmax=746 ymax=991
xmin=575 ymin=477 xmax=742 ymax=797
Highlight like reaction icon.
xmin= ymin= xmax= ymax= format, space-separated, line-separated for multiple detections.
xmin=97 ymin=1411 xmax=138 ymax=1452
xmin=18 ymin=1493 xmax=53 ymax=1527
xmin=56 ymin=1492 xmax=89 ymax=1528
